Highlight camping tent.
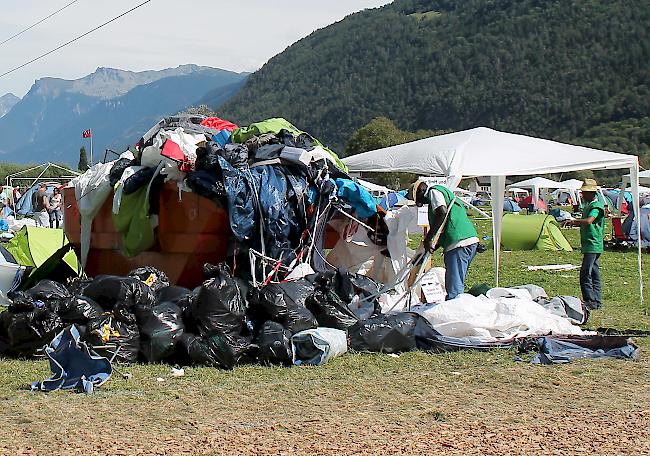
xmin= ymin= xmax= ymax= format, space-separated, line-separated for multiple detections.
xmin=15 ymin=182 xmax=58 ymax=216
xmin=3 ymin=226 xmax=80 ymax=287
xmin=507 ymin=177 xmax=566 ymax=210
xmin=623 ymin=207 xmax=650 ymax=247
xmin=500 ymin=214 xmax=572 ymax=251
xmin=503 ymin=199 xmax=522 ymax=213
xmin=343 ymin=127 xmax=644 ymax=303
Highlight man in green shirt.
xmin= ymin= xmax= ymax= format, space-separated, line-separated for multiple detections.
xmin=414 ymin=181 xmax=479 ymax=300
xmin=565 ymin=179 xmax=605 ymax=310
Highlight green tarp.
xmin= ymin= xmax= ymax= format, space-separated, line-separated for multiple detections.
xmin=500 ymin=214 xmax=573 ymax=251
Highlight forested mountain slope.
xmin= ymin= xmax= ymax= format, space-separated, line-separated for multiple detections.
xmin=219 ymin=0 xmax=650 ymax=161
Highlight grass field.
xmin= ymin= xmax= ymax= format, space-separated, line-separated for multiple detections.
xmin=0 ymin=219 xmax=648 ymax=455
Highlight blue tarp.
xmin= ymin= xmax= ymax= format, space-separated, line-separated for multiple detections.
xmin=219 ymin=157 xmax=308 ymax=260
xmin=531 ymin=336 xmax=639 ymax=364
xmin=335 ymin=179 xmax=377 ymax=219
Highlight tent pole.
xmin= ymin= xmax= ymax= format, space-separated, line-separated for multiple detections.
xmin=629 ymin=164 xmax=644 ymax=308
xmin=490 ymin=176 xmax=506 ymax=287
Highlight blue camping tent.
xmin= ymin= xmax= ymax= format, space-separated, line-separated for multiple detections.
xmin=503 ymin=199 xmax=522 ymax=213
xmin=622 ymin=206 xmax=650 ymax=247
xmin=15 ymin=183 xmax=57 ymax=216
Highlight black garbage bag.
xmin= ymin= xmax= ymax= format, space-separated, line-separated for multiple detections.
xmin=127 ymin=266 xmax=170 ymax=293
xmin=188 ymin=264 xmax=245 ymax=337
xmin=109 ymin=157 xmax=135 ymax=187
xmin=86 ymin=314 xmax=140 ymax=363
xmin=156 ymin=286 xmax=192 ymax=305
xmin=25 ymin=280 xmax=71 ymax=303
xmin=195 ymin=141 xmax=223 ymax=173
xmin=305 ymin=289 xmax=359 ymax=331
xmin=186 ymin=170 xmax=228 ymax=203
xmin=284 ymin=305 xmax=318 ymax=334
xmin=348 ymin=313 xmax=421 ymax=354
xmin=181 ymin=332 xmax=254 ymax=370
xmin=0 ymin=309 xmax=64 ymax=356
xmin=10 ymin=280 xmax=71 ymax=314
xmin=136 ymin=302 xmax=185 ymax=362
xmin=257 ymin=321 xmax=292 ymax=366
xmin=58 ymin=296 xmax=104 ymax=324
xmin=7 ymin=292 xmax=38 ymax=313
xmin=83 ymin=275 xmax=156 ymax=313
xmin=248 ymin=279 xmax=315 ymax=321
xmin=65 ymin=277 xmax=93 ymax=297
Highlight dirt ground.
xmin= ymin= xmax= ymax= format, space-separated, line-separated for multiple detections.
xmin=0 ymin=342 xmax=648 ymax=456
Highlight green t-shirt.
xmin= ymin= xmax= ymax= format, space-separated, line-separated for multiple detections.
xmin=580 ymin=199 xmax=605 ymax=254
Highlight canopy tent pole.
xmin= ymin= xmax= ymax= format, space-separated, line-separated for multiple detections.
xmin=490 ymin=176 xmax=506 ymax=286
xmin=629 ymin=163 xmax=644 ymax=307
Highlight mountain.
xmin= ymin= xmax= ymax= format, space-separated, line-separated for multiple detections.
xmin=0 ymin=93 xmax=19 ymax=118
xmin=0 ymin=66 xmax=248 ymax=164
xmin=218 ymin=0 xmax=650 ymax=159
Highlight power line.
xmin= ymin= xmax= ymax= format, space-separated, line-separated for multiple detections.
xmin=0 ymin=0 xmax=83 ymax=47
xmin=0 ymin=0 xmax=153 ymax=79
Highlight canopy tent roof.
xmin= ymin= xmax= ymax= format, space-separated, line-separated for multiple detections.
xmin=507 ymin=177 xmax=566 ymax=190
xmin=507 ymin=187 xmax=529 ymax=194
xmin=343 ymin=127 xmax=638 ymax=178
xmin=622 ymin=169 xmax=650 ymax=186
xmin=560 ymin=179 xmax=584 ymax=190
xmin=342 ymin=127 xmax=643 ymax=304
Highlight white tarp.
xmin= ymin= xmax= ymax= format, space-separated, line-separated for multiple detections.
xmin=343 ymin=127 xmax=644 ymax=304
xmin=412 ymin=293 xmax=586 ymax=341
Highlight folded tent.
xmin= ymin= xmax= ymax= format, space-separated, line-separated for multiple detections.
xmin=343 ymin=127 xmax=644 ymax=304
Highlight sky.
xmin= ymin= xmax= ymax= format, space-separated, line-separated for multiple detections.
xmin=0 ymin=0 xmax=392 ymax=98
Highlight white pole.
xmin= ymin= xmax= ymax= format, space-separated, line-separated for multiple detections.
xmin=629 ymin=163 xmax=644 ymax=307
xmin=90 ymin=132 xmax=94 ymax=166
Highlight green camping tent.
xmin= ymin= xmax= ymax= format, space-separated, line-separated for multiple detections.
xmin=5 ymin=226 xmax=78 ymax=270
xmin=500 ymin=214 xmax=573 ymax=251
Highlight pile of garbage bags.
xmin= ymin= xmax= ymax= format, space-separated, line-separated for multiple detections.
xmin=0 ymin=264 xmax=440 ymax=368
xmin=0 ymin=263 xmax=640 ymax=369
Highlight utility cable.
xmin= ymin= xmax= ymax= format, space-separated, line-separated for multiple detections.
xmin=0 ymin=0 xmax=83 ymax=47
xmin=0 ymin=0 xmax=153 ymax=79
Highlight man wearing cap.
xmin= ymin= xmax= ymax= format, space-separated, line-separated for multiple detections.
xmin=565 ymin=178 xmax=605 ymax=310
xmin=414 ymin=181 xmax=479 ymax=300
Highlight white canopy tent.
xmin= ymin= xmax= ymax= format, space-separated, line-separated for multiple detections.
xmin=507 ymin=177 xmax=566 ymax=209
xmin=616 ymin=170 xmax=650 ymax=211
xmin=559 ymin=179 xmax=584 ymax=205
xmin=343 ymin=127 xmax=644 ymax=304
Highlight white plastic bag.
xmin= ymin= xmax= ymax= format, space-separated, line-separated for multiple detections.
xmin=291 ymin=328 xmax=347 ymax=366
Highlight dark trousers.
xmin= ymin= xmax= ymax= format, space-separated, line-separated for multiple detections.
xmin=580 ymin=253 xmax=602 ymax=310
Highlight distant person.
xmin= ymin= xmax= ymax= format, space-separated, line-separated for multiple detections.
xmin=565 ymin=179 xmax=605 ymax=310
xmin=49 ymin=188 xmax=62 ymax=229
xmin=32 ymin=184 xmax=50 ymax=227
xmin=414 ymin=180 xmax=479 ymax=300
